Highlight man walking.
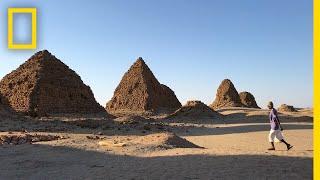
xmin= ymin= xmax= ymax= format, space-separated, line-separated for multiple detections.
xmin=267 ymin=101 xmax=293 ymax=151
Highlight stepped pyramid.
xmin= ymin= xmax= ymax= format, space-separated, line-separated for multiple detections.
xmin=0 ymin=50 xmax=106 ymax=116
xmin=210 ymin=79 xmax=245 ymax=109
xmin=106 ymin=57 xmax=181 ymax=115
xmin=239 ymin=91 xmax=260 ymax=108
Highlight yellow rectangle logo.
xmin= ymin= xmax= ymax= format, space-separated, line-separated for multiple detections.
xmin=8 ymin=8 xmax=37 ymax=49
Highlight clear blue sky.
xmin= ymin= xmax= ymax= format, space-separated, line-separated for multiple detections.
xmin=0 ymin=0 xmax=313 ymax=108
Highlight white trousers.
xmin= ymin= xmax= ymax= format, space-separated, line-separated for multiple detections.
xmin=268 ymin=129 xmax=284 ymax=142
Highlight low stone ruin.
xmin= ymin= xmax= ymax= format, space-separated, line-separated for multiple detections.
xmin=167 ymin=100 xmax=222 ymax=120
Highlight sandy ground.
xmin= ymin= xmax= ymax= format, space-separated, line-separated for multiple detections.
xmin=0 ymin=108 xmax=313 ymax=180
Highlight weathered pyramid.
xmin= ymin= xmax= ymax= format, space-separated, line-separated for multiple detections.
xmin=278 ymin=104 xmax=298 ymax=112
xmin=0 ymin=50 xmax=106 ymax=117
xmin=167 ymin=100 xmax=222 ymax=120
xmin=106 ymin=57 xmax=181 ymax=115
xmin=239 ymin=91 xmax=260 ymax=109
xmin=210 ymin=79 xmax=244 ymax=109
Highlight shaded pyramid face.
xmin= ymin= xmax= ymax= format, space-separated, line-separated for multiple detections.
xmin=0 ymin=94 xmax=10 ymax=115
xmin=0 ymin=93 xmax=22 ymax=119
xmin=210 ymin=79 xmax=245 ymax=109
xmin=239 ymin=91 xmax=260 ymax=109
xmin=106 ymin=57 xmax=181 ymax=115
xmin=0 ymin=50 xmax=106 ymax=116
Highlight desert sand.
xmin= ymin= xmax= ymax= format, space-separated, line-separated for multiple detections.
xmin=0 ymin=108 xmax=313 ymax=180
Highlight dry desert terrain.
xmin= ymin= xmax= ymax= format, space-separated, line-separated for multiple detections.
xmin=0 ymin=108 xmax=313 ymax=180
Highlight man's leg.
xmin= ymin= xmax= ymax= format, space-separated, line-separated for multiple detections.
xmin=277 ymin=130 xmax=293 ymax=150
xmin=280 ymin=139 xmax=289 ymax=146
xmin=268 ymin=130 xmax=276 ymax=150
xmin=280 ymin=139 xmax=293 ymax=150
xmin=268 ymin=142 xmax=275 ymax=150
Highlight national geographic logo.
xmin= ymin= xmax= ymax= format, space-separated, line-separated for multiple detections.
xmin=8 ymin=8 xmax=37 ymax=49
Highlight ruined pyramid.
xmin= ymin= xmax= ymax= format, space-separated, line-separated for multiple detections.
xmin=278 ymin=104 xmax=298 ymax=112
xmin=167 ymin=100 xmax=222 ymax=120
xmin=239 ymin=91 xmax=260 ymax=109
xmin=106 ymin=57 xmax=181 ymax=115
xmin=0 ymin=50 xmax=106 ymax=117
xmin=135 ymin=132 xmax=201 ymax=149
xmin=210 ymin=79 xmax=245 ymax=109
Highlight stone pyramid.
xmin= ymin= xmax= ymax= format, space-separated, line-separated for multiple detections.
xmin=0 ymin=50 xmax=106 ymax=117
xmin=239 ymin=91 xmax=260 ymax=109
xmin=210 ymin=79 xmax=245 ymax=109
xmin=106 ymin=57 xmax=181 ymax=115
xmin=278 ymin=104 xmax=298 ymax=112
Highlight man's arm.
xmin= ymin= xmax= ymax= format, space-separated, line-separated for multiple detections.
xmin=276 ymin=117 xmax=283 ymax=131
xmin=275 ymin=115 xmax=283 ymax=131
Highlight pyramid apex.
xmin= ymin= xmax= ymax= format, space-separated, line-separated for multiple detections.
xmin=29 ymin=50 xmax=54 ymax=61
xmin=134 ymin=57 xmax=146 ymax=65
xmin=41 ymin=49 xmax=50 ymax=54
xmin=222 ymin=79 xmax=232 ymax=83
xmin=36 ymin=49 xmax=51 ymax=56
